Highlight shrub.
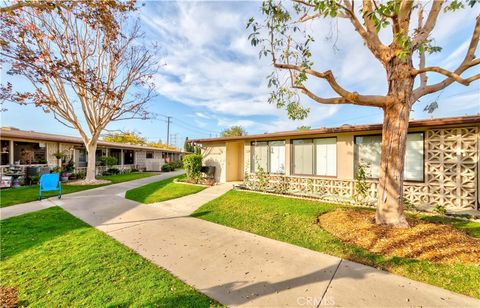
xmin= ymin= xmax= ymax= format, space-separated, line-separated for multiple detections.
xmin=434 ymin=203 xmax=447 ymax=215
xmin=29 ymin=175 xmax=40 ymax=185
xmin=173 ymin=159 xmax=183 ymax=169
xmin=99 ymin=156 xmax=118 ymax=168
xmin=403 ymin=198 xmax=417 ymax=212
xmin=51 ymin=166 xmax=62 ymax=174
xmin=75 ymin=172 xmax=86 ymax=179
xmin=161 ymin=163 xmax=175 ymax=172
xmin=183 ymin=154 xmax=202 ymax=181
xmin=103 ymin=168 xmax=120 ymax=176
xmin=353 ymin=163 xmax=369 ymax=205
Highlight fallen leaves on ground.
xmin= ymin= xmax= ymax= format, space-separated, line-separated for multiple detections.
xmin=319 ymin=209 xmax=480 ymax=264
xmin=0 ymin=286 xmax=18 ymax=308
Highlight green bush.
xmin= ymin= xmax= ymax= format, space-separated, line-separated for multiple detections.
xmin=99 ymin=156 xmax=118 ymax=168
xmin=183 ymin=154 xmax=202 ymax=181
xmin=161 ymin=163 xmax=175 ymax=172
xmin=28 ymin=175 xmax=40 ymax=185
xmin=434 ymin=203 xmax=447 ymax=215
xmin=103 ymin=168 xmax=120 ymax=176
xmin=173 ymin=159 xmax=183 ymax=169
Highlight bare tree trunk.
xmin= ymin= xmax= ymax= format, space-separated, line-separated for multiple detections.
xmin=376 ymin=102 xmax=410 ymax=227
xmin=85 ymin=142 xmax=98 ymax=182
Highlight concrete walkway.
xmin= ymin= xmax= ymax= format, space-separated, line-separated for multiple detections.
xmin=2 ymin=172 xmax=479 ymax=307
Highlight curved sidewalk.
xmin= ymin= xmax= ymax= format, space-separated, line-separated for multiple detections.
xmin=2 ymin=172 xmax=479 ymax=307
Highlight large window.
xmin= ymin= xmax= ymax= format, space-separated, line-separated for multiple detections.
xmin=354 ymin=133 xmax=424 ymax=181
xmin=13 ymin=141 xmax=46 ymax=164
xmin=292 ymin=138 xmax=337 ymax=176
xmin=251 ymin=141 xmax=285 ymax=174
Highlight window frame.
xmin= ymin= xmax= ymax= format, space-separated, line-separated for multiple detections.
xmin=250 ymin=140 xmax=286 ymax=175
xmin=290 ymin=137 xmax=338 ymax=178
xmin=353 ymin=132 xmax=425 ymax=183
xmin=146 ymin=151 xmax=154 ymax=159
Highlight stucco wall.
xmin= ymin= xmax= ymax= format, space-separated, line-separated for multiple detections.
xmin=136 ymin=151 xmax=147 ymax=168
xmin=202 ymin=142 xmax=226 ymax=183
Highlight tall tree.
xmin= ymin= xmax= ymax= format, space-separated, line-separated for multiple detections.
xmin=1 ymin=1 xmax=155 ymax=183
xmin=220 ymin=126 xmax=247 ymax=137
xmin=249 ymin=0 xmax=480 ymax=227
xmin=104 ymin=131 xmax=147 ymax=145
xmin=297 ymin=125 xmax=311 ymax=130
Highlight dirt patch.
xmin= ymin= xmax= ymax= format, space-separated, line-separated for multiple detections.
xmin=64 ymin=179 xmax=111 ymax=186
xmin=319 ymin=209 xmax=480 ymax=264
xmin=0 ymin=286 xmax=18 ymax=308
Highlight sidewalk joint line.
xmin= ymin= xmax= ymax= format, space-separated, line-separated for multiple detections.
xmin=317 ymin=259 xmax=342 ymax=308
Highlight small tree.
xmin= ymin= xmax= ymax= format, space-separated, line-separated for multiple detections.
xmin=249 ymin=0 xmax=480 ymax=227
xmin=183 ymin=154 xmax=203 ymax=182
xmin=220 ymin=126 xmax=247 ymax=137
xmin=1 ymin=2 xmax=155 ymax=183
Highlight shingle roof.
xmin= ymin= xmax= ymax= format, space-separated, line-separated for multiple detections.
xmin=0 ymin=128 xmax=184 ymax=153
xmin=190 ymin=115 xmax=480 ymax=143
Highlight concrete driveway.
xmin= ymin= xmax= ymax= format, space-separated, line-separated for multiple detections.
xmin=2 ymin=171 xmax=479 ymax=307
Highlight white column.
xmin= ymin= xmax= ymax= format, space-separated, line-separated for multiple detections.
xmin=120 ymin=149 xmax=124 ymax=166
xmin=9 ymin=140 xmax=14 ymax=164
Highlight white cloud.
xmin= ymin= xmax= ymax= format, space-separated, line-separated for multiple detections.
xmin=140 ymin=1 xmax=478 ymax=134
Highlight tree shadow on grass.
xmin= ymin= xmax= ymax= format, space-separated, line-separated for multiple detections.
xmin=190 ymin=211 xmax=211 ymax=218
xmin=0 ymin=206 xmax=86 ymax=261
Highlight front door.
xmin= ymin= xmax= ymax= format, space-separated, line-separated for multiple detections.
xmin=226 ymin=142 xmax=244 ymax=182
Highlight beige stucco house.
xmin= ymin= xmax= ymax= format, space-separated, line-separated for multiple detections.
xmin=192 ymin=115 xmax=480 ymax=211
xmin=0 ymin=127 xmax=184 ymax=175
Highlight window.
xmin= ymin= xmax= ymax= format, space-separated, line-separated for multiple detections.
xmin=146 ymin=151 xmax=154 ymax=159
xmin=13 ymin=141 xmax=46 ymax=164
xmin=1 ymin=140 xmax=9 ymax=165
xmin=315 ymin=138 xmax=336 ymax=176
xmin=354 ymin=133 xmax=424 ymax=181
xmin=269 ymin=141 xmax=286 ymax=173
xmin=292 ymin=140 xmax=313 ymax=175
xmin=251 ymin=141 xmax=285 ymax=173
xmin=109 ymin=149 xmax=121 ymax=163
xmin=78 ymin=149 xmax=87 ymax=163
xmin=292 ymin=138 xmax=337 ymax=176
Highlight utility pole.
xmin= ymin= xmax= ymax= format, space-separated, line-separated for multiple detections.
xmin=169 ymin=133 xmax=178 ymax=149
xmin=166 ymin=116 xmax=172 ymax=145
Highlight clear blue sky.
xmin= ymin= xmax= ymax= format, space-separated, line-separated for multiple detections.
xmin=1 ymin=1 xmax=479 ymax=149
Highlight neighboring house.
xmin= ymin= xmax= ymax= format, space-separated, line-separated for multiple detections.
xmin=0 ymin=127 xmax=184 ymax=175
xmin=192 ymin=115 xmax=480 ymax=211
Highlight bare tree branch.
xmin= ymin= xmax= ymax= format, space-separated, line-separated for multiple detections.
xmin=413 ymin=15 xmax=480 ymax=100
xmin=412 ymin=0 xmax=444 ymax=48
xmin=274 ymin=62 xmax=386 ymax=107
xmin=417 ymin=6 xmax=428 ymax=88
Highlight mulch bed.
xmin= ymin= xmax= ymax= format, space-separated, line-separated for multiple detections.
xmin=64 ymin=179 xmax=111 ymax=186
xmin=0 ymin=287 xmax=18 ymax=308
xmin=318 ymin=209 xmax=480 ymax=264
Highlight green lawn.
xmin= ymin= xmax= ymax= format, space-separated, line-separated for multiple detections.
xmin=125 ymin=176 xmax=206 ymax=204
xmin=192 ymin=190 xmax=480 ymax=299
xmin=0 ymin=207 xmax=220 ymax=307
xmin=0 ymin=172 xmax=160 ymax=208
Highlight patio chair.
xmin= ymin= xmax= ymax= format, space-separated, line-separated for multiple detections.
xmin=38 ymin=173 xmax=62 ymax=200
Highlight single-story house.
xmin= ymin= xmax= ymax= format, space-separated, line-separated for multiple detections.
xmin=0 ymin=127 xmax=184 ymax=175
xmin=191 ymin=115 xmax=480 ymax=211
